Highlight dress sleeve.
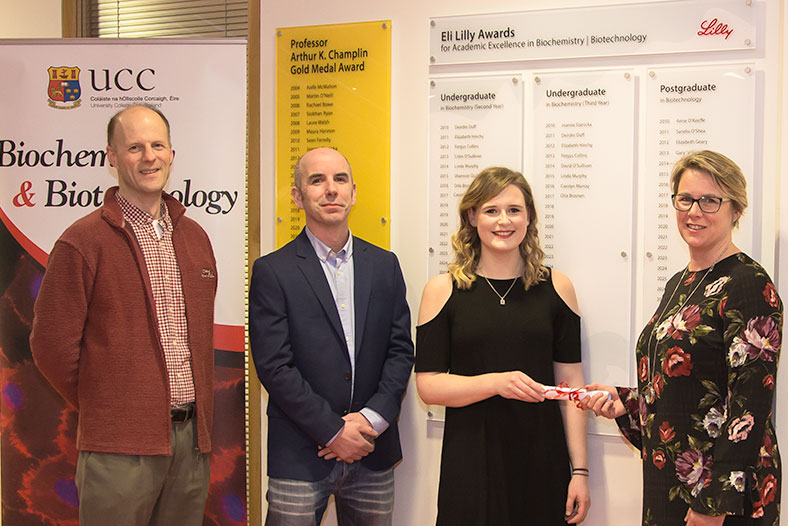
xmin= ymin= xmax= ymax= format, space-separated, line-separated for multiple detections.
xmin=552 ymin=302 xmax=581 ymax=363
xmin=691 ymin=262 xmax=782 ymax=518
xmin=551 ymin=271 xmax=582 ymax=363
xmin=415 ymin=308 xmax=451 ymax=373
xmin=615 ymin=387 xmax=643 ymax=452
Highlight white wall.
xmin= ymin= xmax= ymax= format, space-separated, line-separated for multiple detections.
xmin=0 ymin=0 xmax=61 ymax=38
xmin=777 ymin=0 xmax=788 ymax=524
xmin=259 ymin=1 xmax=787 ymax=525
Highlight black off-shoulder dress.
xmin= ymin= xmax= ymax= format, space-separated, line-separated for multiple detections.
xmin=416 ymin=270 xmax=581 ymax=526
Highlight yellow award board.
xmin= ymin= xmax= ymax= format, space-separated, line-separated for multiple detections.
xmin=275 ymin=21 xmax=391 ymax=249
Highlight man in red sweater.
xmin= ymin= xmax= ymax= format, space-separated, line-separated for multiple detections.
xmin=30 ymin=105 xmax=217 ymax=526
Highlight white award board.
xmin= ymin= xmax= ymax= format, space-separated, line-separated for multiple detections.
xmin=423 ymin=4 xmax=765 ymax=436
xmin=642 ymin=64 xmax=757 ymax=319
xmin=530 ymin=69 xmax=636 ymax=393
xmin=427 ymin=75 xmax=524 ymax=278
xmin=430 ymin=0 xmax=758 ymax=65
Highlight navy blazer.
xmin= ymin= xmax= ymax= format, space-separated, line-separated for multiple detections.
xmin=250 ymin=229 xmax=414 ymax=481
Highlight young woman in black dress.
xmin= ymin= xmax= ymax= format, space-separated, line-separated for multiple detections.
xmin=416 ymin=167 xmax=591 ymax=525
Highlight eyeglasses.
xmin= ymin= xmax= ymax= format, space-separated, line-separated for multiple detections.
xmin=671 ymin=194 xmax=728 ymax=213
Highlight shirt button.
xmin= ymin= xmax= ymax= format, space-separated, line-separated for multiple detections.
xmin=172 ymin=340 xmax=177 ymax=346
xmin=340 ymin=303 xmax=346 ymax=309
xmin=337 ymin=271 xmax=342 ymax=276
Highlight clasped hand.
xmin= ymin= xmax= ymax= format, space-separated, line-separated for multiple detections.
xmin=576 ymin=383 xmax=626 ymax=419
xmin=317 ymin=412 xmax=377 ymax=463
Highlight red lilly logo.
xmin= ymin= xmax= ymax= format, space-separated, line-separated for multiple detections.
xmin=47 ymin=66 xmax=82 ymax=109
xmin=697 ymin=18 xmax=733 ymax=40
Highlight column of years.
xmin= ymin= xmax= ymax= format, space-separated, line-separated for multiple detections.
xmin=540 ymin=121 xmax=595 ymax=262
xmin=650 ymin=115 xmax=709 ymax=298
xmin=286 ymin=82 xmax=338 ymax=239
xmin=432 ymin=123 xmax=484 ymax=271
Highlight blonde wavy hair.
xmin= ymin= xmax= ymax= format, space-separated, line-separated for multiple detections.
xmin=449 ymin=167 xmax=547 ymax=290
xmin=670 ymin=150 xmax=747 ymax=227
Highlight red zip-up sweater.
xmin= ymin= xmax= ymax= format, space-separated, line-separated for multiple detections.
xmin=31 ymin=187 xmax=217 ymax=455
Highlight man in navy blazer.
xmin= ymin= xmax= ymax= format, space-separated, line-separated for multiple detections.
xmin=250 ymin=148 xmax=414 ymax=525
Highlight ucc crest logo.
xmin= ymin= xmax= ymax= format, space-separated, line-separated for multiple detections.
xmin=47 ymin=66 xmax=82 ymax=109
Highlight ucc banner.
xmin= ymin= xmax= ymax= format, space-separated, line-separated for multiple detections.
xmin=0 ymin=40 xmax=247 ymax=526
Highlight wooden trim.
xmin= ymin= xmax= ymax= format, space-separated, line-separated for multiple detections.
xmin=61 ymin=0 xmax=80 ymax=37
xmin=246 ymin=0 xmax=262 ymax=525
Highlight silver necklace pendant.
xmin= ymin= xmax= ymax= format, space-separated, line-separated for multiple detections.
xmin=483 ymin=275 xmax=518 ymax=306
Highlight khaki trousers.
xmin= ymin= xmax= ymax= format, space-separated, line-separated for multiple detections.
xmin=75 ymin=419 xmax=210 ymax=526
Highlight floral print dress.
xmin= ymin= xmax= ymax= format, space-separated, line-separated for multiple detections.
xmin=616 ymin=253 xmax=781 ymax=526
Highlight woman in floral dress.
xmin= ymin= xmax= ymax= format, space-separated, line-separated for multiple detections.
xmin=581 ymin=150 xmax=781 ymax=526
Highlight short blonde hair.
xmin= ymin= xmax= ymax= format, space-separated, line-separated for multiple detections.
xmin=449 ymin=167 xmax=547 ymax=290
xmin=670 ymin=150 xmax=747 ymax=227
